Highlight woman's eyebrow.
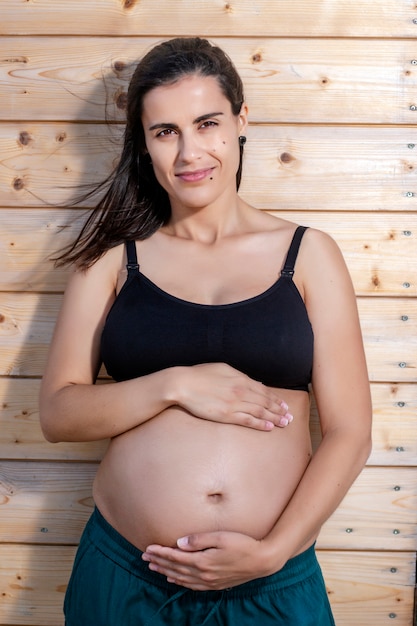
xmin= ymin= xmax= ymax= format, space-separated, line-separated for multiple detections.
xmin=194 ymin=111 xmax=224 ymax=124
xmin=148 ymin=112 xmax=224 ymax=132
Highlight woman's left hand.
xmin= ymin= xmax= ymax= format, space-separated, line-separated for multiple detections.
xmin=142 ymin=531 xmax=278 ymax=591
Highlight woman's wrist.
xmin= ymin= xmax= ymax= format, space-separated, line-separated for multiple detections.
xmin=161 ymin=366 xmax=188 ymax=408
xmin=259 ymin=535 xmax=293 ymax=575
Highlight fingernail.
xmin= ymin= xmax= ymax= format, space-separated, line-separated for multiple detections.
xmin=279 ymin=417 xmax=289 ymax=427
xmin=177 ymin=536 xmax=189 ymax=548
xmin=286 ymin=413 xmax=294 ymax=423
xmin=280 ymin=401 xmax=289 ymax=411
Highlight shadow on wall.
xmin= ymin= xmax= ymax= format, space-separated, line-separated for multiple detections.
xmin=0 ymin=55 xmax=139 ymax=625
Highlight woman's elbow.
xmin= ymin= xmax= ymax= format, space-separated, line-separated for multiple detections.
xmin=39 ymin=410 xmax=62 ymax=443
xmin=360 ymin=429 xmax=373 ymax=465
xmin=39 ymin=392 xmax=66 ymax=443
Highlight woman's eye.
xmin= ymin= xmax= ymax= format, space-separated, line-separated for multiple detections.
xmin=157 ymin=128 xmax=176 ymax=137
xmin=200 ymin=120 xmax=218 ymax=129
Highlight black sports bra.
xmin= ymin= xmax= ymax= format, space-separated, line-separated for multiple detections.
xmin=100 ymin=226 xmax=313 ymax=391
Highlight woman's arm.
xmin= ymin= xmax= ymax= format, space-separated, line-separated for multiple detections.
xmin=141 ymin=229 xmax=372 ymax=589
xmin=39 ymin=248 xmax=179 ymax=442
xmin=262 ymin=228 xmax=372 ymax=564
xmin=40 ymin=247 xmax=291 ymax=443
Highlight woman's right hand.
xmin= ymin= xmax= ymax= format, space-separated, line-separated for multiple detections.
xmin=174 ymin=363 xmax=293 ymax=430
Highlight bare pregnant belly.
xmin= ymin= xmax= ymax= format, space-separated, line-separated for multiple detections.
xmin=93 ymin=390 xmax=312 ymax=551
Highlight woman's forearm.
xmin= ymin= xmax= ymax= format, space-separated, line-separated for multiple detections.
xmin=39 ymin=367 xmax=179 ymax=443
xmin=262 ymin=424 xmax=372 ymax=570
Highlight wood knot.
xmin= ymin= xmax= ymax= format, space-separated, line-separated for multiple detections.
xmin=113 ymin=60 xmax=126 ymax=73
xmin=224 ymin=2 xmax=232 ymax=12
xmin=371 ymin=274 xmax=380 ymax=287
xmin=320 ymin=77 xmax=329 ymax=85
xmin=13 ymin=177 xmax=25 ymax=191
xmin=251 ymin=53 xmax=262 ymax=63
xmin=56 ymin=132 xmax=67 ymax=143
xmin=18 ymin=131 xmax=32 ymax=146
xmin=0 ymin=314 xmax=5 ymax=323
xmin=123 ymin=0 xmax=136 ymax=8
xmin=280 ymin=152 xmax=294 ymax=164
xmin=3 ymin=56 xmax=28 ymax=64
xmin=115 ymin=91 xmax=127 ymax=110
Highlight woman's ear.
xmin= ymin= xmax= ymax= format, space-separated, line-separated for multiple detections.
xmin=238 ymin=103 xmax=249 ymax=135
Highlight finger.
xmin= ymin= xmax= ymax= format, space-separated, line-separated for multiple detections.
xmin=232 ymin=405 xmax=293 ymax=430
xmin=177 ymin=532 xmax=222 ymax=551
xmin=241 ymin=387 xmax=292 ymax=419
xmin=143 ymin=545 xmax=205 ymax=567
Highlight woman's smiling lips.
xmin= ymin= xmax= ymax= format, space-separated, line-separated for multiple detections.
xmin=175 ymin=167 xmax=215 ymax=182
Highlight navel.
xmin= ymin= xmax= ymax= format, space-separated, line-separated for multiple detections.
xmin=207 ymin=492 xmax=224 ymax=503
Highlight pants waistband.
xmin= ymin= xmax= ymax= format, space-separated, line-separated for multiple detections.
xmin=86 ymin=507 xmax=318 ymax=597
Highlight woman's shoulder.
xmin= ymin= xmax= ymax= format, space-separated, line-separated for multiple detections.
xmin=298 ymin=226 xmax=344 ymax=264
xmin=294 ymin=226 xmax=354 ymax=300
xmin=66 ymin=242 xmax=126 ymax=294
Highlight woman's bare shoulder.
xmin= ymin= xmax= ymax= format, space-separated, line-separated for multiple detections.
xmin=67 ymin=242 xmax=126 ymax=290
xmin=298 ymin=227 xmax=347 ymax=273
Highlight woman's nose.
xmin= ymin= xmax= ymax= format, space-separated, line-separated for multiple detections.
xmin=178 ymin=131 xmax=202 ymax=162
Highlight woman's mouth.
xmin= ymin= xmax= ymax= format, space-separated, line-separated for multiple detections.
xmin=176 ymin=168 xmax=214 ymax=183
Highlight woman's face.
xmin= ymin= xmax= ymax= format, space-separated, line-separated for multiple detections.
xmin=141 ymin=74 xmax=247 ymax=213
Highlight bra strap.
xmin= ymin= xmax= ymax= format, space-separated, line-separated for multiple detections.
xmin=125 ymin=241 xmax=139 ymax=276
xmin=281 ymin=226 xmax=308 ymax=279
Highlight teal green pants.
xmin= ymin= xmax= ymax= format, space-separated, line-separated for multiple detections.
xmin=64 ymin=508 xmax=335 ymax=625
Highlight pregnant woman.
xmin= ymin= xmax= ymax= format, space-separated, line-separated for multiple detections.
xmin=40 ymin=37 xmax=372 ymax=625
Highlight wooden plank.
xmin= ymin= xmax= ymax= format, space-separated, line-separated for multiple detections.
xmin=241 ymin=126 xmax=417 ymax=213
xmin=1 ymin=293 xmax=415 ymax=381
xmin=0 ymin=545 xmax=414 ymax=626
xmin=0 ymin=544 xmax=72 ymax=626
xmin=1 ymin=0 xmax=417 ymax=37
xmin=2 ymin=37 xmax=417 ymax=124
xmin=0 ymin=122 xmax=116 ymax=209
xmin=2 ymin=208 xmax=416 ymax=296
xmin=275 ymin=211 xmax=417 ymax=298
xmin=310 ymin=382 xmax=417 ymax=468
xmin=318 ymin=467 xmax=417 ymax=551
xmin=356 ymin=298 xmax=417 ymax=383
xmin=0 ymin=379 xmax=108 ymax=462
xmin=0 ymin=208 xmax=82 ymax=294
xmin=317 ymin=551 xmax=416 ymax=626
xmin=1 ymin=379 xmax=415 ymax=465
xmin=0 ymin=461 xmax=97 ymax=545
xmin=0 ymin=462 xmax=416 ymax=550
xmin=1 ymin=123 xmax=417 ymax=212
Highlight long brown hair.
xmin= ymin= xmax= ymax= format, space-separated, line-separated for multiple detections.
xmin=55 ymin=37 xmax=246 ymax=268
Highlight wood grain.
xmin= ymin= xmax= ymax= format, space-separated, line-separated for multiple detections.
xmin=0 ymin=545 xmax=414 ymax=626
xmin=1 ymin=37 xmax=417 ymax=124
xmin=1 ymin=379 xmax=415 ymax=465
xmin=1 ymin=0 xmax=417 ymax=37
xmin=2 ymin=209 xmax=416 ymax=296
xmin=1 ymin=293 xmax=416 ymax=381
xmin=1 ymin=123 xmax=417 ymax=211
xmin=0 ymin=462 xmax=415 ymax=550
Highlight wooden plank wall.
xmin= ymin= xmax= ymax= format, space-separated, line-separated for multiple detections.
xmin=0 ymin=1 xmax=416 ymax=624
